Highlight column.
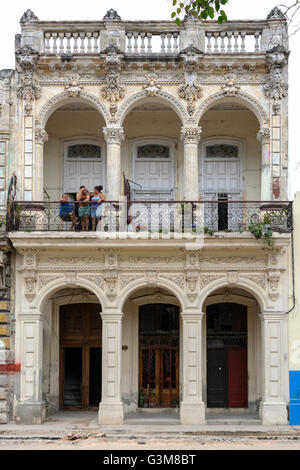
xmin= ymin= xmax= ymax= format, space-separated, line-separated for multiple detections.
xmin=15 ymin=312 xmax=45 ymax=424
xmin=181 ymin=127 xmax=202 ymax=201
xmin=103 ymin=127 xmax=124 ymax=201
xmin=98 ymin=311 xmax=124 ymax=424
xmin=34 ymin=127 xmax=48 ymax=201
xmin=180 ymin=311 xmax=206 ymax=424
xmin=259 ymin=312 xmax=288 ymax=425
xmin=257 ymin=127 xmax=271 ymax=201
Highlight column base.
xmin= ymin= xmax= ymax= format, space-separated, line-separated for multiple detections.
xmin=15 ymin=401 xmax=46 ymax=425
xmin=98 ymin=402 xmax=124 ymax=425
xmin=260 ymin=401 xmax=288 ymax=425
xmin=180 ymin=401 xmax=206 ymax=425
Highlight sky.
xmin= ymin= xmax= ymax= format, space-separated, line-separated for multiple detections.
xmin=0 ymin=0 xmax=299 ymax=198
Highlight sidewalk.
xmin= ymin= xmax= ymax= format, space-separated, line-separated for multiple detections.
xmin=0 ymin=411 xmax=300 ymax=440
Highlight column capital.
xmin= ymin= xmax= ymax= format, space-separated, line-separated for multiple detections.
xmin=101 ymin=311 xmax=123 ymax=321
xmin=35 ymin=127 xmax=48 ymax=144
xmin=259 ymin=311 xmax=287 ymax=321
xmin=181 ymin=310 xmax=204 ymax=320
xmin=257 ymin=127 xmax=271 ymax=143
xmin=181 ymin=126 xmax=202 ymax=144
xmin=103 ymin=126 xmax=125 ymax=144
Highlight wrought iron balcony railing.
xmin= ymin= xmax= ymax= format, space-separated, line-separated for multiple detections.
xmin=6 ymin=200 xmax=293 ymax=235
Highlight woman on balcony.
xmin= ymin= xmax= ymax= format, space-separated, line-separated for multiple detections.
xmin=91 ymin=185 xmax=105 ymax=231
xmin=76 ymin=187 xmax=90 ymax=231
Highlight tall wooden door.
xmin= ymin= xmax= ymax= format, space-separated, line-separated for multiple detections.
xmin=228 ymin=349 xmax=248 ymax=408
xmin=60 ymin=303 xmax=102 ymax=410
xmin=139 ymin=304 xmax=179 ymax=408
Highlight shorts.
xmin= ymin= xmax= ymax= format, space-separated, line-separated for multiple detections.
xmin=91 ymin=205 xmax=102 ymax=219
xmin=79 ymin=206 xmax=90 ymax=217
xmin=60 ymin=214 xmax=71 ymax=222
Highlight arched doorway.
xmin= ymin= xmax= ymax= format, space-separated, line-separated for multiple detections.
xmin=138 ymin=303 xmax=180 ymax=408
xmin=59 ymin=303 xmax=102 ymax=409
xmin=206 ymin=303 xmax=248 ymax=408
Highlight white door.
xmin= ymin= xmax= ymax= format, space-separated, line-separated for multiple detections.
xmin=201 ymin=141 xmax=243 ymax=230
xmin=63 ymin=141 xmax=105 ymax=194
xmin=132 ymin=142 xmax=175 ymax=201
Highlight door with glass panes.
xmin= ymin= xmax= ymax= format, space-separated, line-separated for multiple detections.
xmin=201 ymin=142 xmax=243 ymax=231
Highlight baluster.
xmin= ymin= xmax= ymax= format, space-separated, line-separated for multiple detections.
xmin=86 ymin=32 xmax=92 ymax=53
xmin=93 ymin=32 xmax=99 ymax=53
xmin=220 ymin=32 xmax=226 ymax=53
xmin=52 ymin=33 xmax=58 ymax=54
xmin=147 ymin=33 xmax=152 ymax=53
xmin=241 ymin=31 xmax=246 ymax=52
xmin=73 ymin=33 xmax=79 ymax=54
xmin=173 ymin=33 xmax=179 ymax=53
xmin=44 ymin=33 xmax=51 ymax=53
xmin=133 ymin=32 xmax=139 ymax=53
xmin=254 ymin=31 xmax=260 ymax=52
xmin=161 ymin=33 xmax=166 ymax=53
xmin=227 ymin=32 xmax=233 ymax=53
xmin=127 ymin=32 xmax=133 ymax=53
xmin=58 ymin=32 xmax=65 ymax=54
xmin=213 ymin=32 xmax=219 ymax=53
xmin=233 ymin=31 xmax=239 ymax=53
xmin=65 ymin=32 xmax=71 ymax=54
xmin=140 ymin=32 xmax=146 ymax=53
xmin=80 ymin=32 xmax=86 ymax=53
xmin=206 ymin=32 xmax=212 ymax=53
xmin=167 ymin=33 xmax=172 ymax=53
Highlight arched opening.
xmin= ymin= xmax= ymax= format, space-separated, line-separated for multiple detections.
xmin=122 ymin=286 xmax=182 ymax=413
xmin=121 ymin=97 xmax=182 ymax=201
xmin=44 ymin=101 xmax=107 ymax=201
xmin=203 ymin=287 xmax=262 ymax=414
xmin=42 ymin=287 xmax=102 ymax=414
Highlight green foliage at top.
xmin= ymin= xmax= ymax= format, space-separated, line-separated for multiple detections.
xmin=171 ymin=0 xmax=229 ymax=25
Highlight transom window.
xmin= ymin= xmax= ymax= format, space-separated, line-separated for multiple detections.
xmin=67 ymin=144 xmax=102 ymax=160
xmin=137 ymin=144 xmax=170 ymax=159
xmin=206 ymin=144 xmax=239 ymax=159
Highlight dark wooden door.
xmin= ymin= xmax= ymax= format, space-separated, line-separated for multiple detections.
xmin=207 ymin=349 xmax=228 ymax=408
xmin=60 ymin=303 xmax=102 ymax=410
xmin=228 ymin=348 xmax=248 ymax=408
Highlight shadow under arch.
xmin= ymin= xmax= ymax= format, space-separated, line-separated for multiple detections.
xmin=117 ymin=277 xmax=186 ymax=312
xmin=195 ymin=91 xmax=269 ymax=128
xmin=38 ymin=277 xmax=107 ymax=313
xmin=37 ymin=91 xmax=110 ymax=128
xmin=199 ymin=277 xmax=266 ymax=313
xmin=116 ymin=90 xmax=187 ymax=127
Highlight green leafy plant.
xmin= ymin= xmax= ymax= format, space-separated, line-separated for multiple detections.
xmin=248 ymin=221 xmax=274 ymax=248
xmin=171 ymin=0 xmax=229 ymax=26
xmin=139 ymin=388 xmax=145 ymax=407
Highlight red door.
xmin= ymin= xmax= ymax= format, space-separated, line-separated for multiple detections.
xmin=228 ymin=349 xmax=248 ymax=408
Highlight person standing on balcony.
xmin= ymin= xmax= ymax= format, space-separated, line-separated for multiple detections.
xmin=77 ymin=187 xmax=90 ymax=231
xmin=59 ymin=193 xmax=78 ymax=230
xmin=91 ymin=185 xmax=105 ymax=230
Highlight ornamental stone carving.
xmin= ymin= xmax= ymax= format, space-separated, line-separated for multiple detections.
xmin=199 ymin=274 xmax=225 ymax=290
xmin=103 ymin=127 xmax=125 ymax=144
xmin=268 ymin=271 xmax=281 ymax=301
xmin=103 ymin=9 xmax=121 ymax=21
xmin=179 ymin=45 xmax=203 ymax=116
xmin=221 ymin=74 xmax=240 ymax=97
xmin=267 ymin=7 xmax=286 ymax=20
xmin=264 ymin=44 xmax=289 ymax=101
xmin=35 ymin=127 xmax=48 ymax=144
xmin=64 ymin=79 xmax=83 ymax=97
xmin=24 ymin=270 xmax=36 ymax=302
xmin=16 ymin=46 xmax=41 ymax=114
xmin=257 ymin=127 xmax=271 ymax=143
xmin=181 ymin=127 xmax=202 ymax=144
xmin=101 ymin=45 xmax=125 ymax=117
xmin=143 ymin=74 xmax=161 ymax=96
xmin=20 ymin=9 xmax=39 ymax=24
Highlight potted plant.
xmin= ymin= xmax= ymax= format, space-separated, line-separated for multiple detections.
xmin=138 ymin=388 xmax=145 ymax=408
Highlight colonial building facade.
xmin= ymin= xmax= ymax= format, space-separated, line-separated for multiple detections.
xmin=0 ymin=7 xmax=297 ymax=426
